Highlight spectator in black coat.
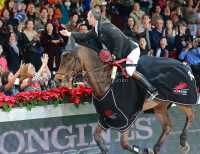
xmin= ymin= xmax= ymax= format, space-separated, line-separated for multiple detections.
xmin=6 ymin=32 xmax=24 ymax=74
xmin=40 ymin=22 xmax=64 ymax=72
xmin=21 ymin=19 xmax=41 ymax=71
xmin=170 ymin=21 xmax=189 ymax=60
xmin=123 ymin=17 xmax=139 ymax=42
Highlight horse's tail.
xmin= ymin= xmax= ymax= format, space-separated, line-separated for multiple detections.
xmin=190 ymin=63 xmax=200 ymax=88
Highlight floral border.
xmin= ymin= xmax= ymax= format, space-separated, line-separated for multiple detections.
xmin=0 ymin=86 xmax=93 ymax=112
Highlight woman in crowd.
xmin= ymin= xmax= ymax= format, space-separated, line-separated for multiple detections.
xmin=164 ymin=20 xmax=176 ymax=39
xmin=186 ymin=0 xmax=200 ymax=35
xmin=41 ymin=22 xmax=64 ymax=72
xmin=123 ymin=16 xmax=139 ymax=42
xmin=162 ymin=5 xmax=170 ymax=22
xmin=139 ymin=37 xmax=154 ymax=57
xmin=130 ymin=2 xmax=145 ymax=27
xmin=40 ymin=67 xmax=57 ymax=90
xmin=3 ymin=1 xmax=14 ymax=16
xmin=156 ymin=36 xmax=169 ymax=57
xmin=170 ymin=5 xmax=184 ymax=21
xmin=1 ymin=8 xmax=13 ymax=26
xmin=1 ymin=62 xmax=33 ymax=96
xmin=6 ymin=32 xmax=24 ymax=74
xmin=162 ymin=19 xmax=175 ymax=48
xmin=48 ymin=7 xmax=64 ymax=31
xmin=21 ymin=19 xmax=41 ymax=72
xmin=20 ymin=54 xmax=51 ymax=92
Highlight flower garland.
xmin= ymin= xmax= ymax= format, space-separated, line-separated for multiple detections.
xmin=0 ymin=86 xmax=93 ymax=112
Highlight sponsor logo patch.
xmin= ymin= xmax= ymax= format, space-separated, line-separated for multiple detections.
xmin=173 ymin=82 xmax=189 ymax=95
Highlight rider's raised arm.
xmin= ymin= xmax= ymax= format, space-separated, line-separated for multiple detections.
xmin=71 ymin=28 xmax=96 ymax=40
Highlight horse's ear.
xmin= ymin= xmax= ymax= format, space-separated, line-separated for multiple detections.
xmin=64 ymin=36 xmax=78 ymax=54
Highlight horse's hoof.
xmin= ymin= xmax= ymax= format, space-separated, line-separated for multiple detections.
xmin=180 ymin=142 xmax=190 ymax=154
xmin=143 ymin=148 xmax=154 ymax=154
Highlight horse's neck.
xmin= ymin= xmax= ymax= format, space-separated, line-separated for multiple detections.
xmin=79 ymin=46 xmax=112 ymax=98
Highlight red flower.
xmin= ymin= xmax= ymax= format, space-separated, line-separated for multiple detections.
xmin=74 ymin=97 xmax=80 ymax=104
xmin=104 ymin=110 xmax=112 ymax=116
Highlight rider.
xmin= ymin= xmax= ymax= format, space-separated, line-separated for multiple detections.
xmin=60 ymin=9 xmax=158 ymax=101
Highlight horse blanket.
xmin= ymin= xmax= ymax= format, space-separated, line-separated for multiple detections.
xmin=136 ymin=56 xmax=198 ymax=105
xmin=93 ymin=56 xmax=198 ymax=132
xmin=93 ymin=70 xmax=147 ymax=132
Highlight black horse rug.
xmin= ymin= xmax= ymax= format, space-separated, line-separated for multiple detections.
xmin=93 ymin=73 xmax=147 ymax=132
xmin=136 ymin=56 xmax=198 ymax=105
xmin=92 ymin=56 xmax=198 ymax=132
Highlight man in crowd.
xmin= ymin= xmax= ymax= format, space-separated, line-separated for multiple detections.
xmin=34 ymin=8 xmax=48 ymax=33
xmin=75 ymin=24 xmax=100 ymax=48
xmin=149 ymin=18 xmax=164 ymax=52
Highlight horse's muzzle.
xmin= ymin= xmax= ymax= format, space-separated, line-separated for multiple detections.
xmin=54 ymin=78 xmax=62 ymax=85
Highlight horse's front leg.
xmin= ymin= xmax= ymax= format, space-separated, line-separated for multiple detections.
xmin=120 ymin=129 xmax=154 ymax=154
xmin=93 ymin=124 xmax=109 ymax=154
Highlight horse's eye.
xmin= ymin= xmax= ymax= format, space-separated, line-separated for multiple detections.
xmin=66 ymin=58 xmax=72 ymax=60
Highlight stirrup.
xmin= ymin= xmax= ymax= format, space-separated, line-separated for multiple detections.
xmin=147 ymin=91 xmax=158 ymax=101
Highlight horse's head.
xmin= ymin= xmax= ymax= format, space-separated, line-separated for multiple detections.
xmin=54 ymin=37 xmax=82 ymax=87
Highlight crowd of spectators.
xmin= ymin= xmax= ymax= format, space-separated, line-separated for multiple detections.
xmin=0 ymin=0 xmax=200 ymax=96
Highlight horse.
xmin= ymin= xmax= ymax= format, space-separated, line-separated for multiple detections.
xmin=54 ymin=39 xmax=198 ymax=154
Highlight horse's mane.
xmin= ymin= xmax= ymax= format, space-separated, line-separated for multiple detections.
xmin=78 ymin=43 xmax=100 ymax=52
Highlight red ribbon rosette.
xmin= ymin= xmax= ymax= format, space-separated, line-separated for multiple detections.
xmin=99 ymin=49 xmax=113 ymax=63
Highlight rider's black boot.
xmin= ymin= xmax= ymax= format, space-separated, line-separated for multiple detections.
xmin=132 ymin=71 xmax=158 ymax=101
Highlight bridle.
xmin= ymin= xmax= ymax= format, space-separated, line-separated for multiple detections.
xmin=56 ymin=52 xmax=81 ymax=82
xmin=56 ymin=52 xmax=109 ymax=83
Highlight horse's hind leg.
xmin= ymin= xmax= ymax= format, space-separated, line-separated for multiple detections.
xmin=176 ymin=104 xmax=196 ymax=154
xmin=153 ymin=102 xmax=173 ymax=154
xmin=93 ymin=124 xmax=109 ymax=154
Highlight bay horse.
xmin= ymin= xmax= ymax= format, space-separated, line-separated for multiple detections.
xmin=54 ymin=41 xmax=198 ymax=154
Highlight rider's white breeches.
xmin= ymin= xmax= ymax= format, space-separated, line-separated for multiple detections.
xmin=126 ymin=46 xmax=140 ymax=76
